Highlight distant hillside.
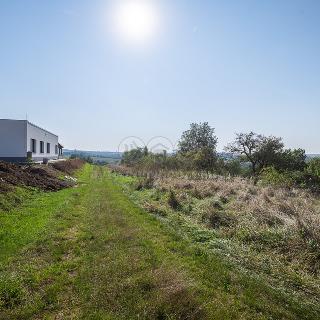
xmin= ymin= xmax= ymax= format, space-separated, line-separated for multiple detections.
xmin=63 ymin=149 xmax=122 ymax=159
xmin=307 ymin=154 xmax=320 ymax=159
xmin=63 ymin=149 xmax=122 ymax=164
xmin=63 ymin=149 xmax=319 ymax=161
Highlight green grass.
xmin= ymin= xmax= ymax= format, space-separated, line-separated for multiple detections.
xmin=0 ymin=187 xmax=34 ymax=213
xmin=1 ymin=165 xmax=320 ymax=319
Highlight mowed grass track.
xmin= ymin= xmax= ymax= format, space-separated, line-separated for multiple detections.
xmin=1 ymin=165 xmax=320 ymax=319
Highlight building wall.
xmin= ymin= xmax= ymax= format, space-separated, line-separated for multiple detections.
xmin=27 ymin=122 xmax=59 ymax=160
xmin=0 ymin=119 xmax=27 ymax=158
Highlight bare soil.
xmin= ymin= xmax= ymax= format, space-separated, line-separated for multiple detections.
xmin=51 ymin=159 xmax=85 ymax=175
xmin=0 ymin=159 xmax=84 ymax=192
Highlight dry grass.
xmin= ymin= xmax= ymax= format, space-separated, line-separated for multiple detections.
xmin=51 ymin=159 xmax=85 ymax=175
xmin=110 ymin=165 xmax=320 ymax=274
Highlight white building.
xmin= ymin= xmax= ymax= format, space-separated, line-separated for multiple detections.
xmin=0 ymin=119 xmax=63 ymax=162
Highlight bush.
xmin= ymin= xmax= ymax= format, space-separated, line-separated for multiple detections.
xmin=220 ymin=158 xmax=243 ymax=176
xmin=305 ymin=158 xmax=320 ymax=180
xmin=208 ymin=211 xmax=234 ymax=229
xmin=259 ymin=167 xmax=295 ymax=188
xmin=121 ymin=147 xmax=148 ymax=166
xmin=302 ymin=159 xmax=320 ymax=192
xmin=168 ymin=190 xmax=180 ymax=210
xmin=135 ymin=176 xmax=154 ymax=190
xmin=275 ymin=149 xmax=306 ymax=172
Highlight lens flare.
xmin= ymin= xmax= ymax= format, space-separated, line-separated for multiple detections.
xmin=110 ymin=0 xmax=160 ymax=47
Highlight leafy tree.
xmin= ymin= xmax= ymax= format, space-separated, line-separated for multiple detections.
xmin=275 ymin=149 xmax=306 ymax=172
xmin=225 ymin=132 xmax=263 ymax=174
xmin=226 ymin=132 xmax=308 ymax=176
xmin=121 ymin=148 xmax=147 ymax=166
xmin=183 ymin=147 xmax=217 ymax=171
xmin=255 ymin=135 xmax=284 ymax=168
xmin=178 ymin=122 xmax=218 ymax=153
xmin=178 ymin=122 xmax=218 ymax=171
xmin=225 ymin=132 xmax=287 ymax=174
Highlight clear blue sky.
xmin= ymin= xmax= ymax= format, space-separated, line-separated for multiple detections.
xmin=1 ymin=0 xmax=319 ymax=152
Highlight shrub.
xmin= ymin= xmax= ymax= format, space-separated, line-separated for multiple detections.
xmin=306 ymin=158 xmax=320 ymax=178
xmin=304 ymin=158 xmax=320 ymax=191
xmin=259 ymin=167 xmax=294 ymax=188
xmin=275 ymin=148 xmax=306 ymax=172
xmin=135 ymin=176 xmax=154 ymax=190
xmin=168 ymin=190 xmax=180 ymax=210
xmin=222 ymin=159 xmax=243 ymax=176
xmin=121 ymin=147 xmax=148 ymax=166
xmin=208 ymin=211 xmax=234 ymax=229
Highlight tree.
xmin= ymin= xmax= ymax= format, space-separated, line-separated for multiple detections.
xmin=121 ymin=148 xmax=146 ymax=166
xmin=255 ymin=135 xmax=284 ymax=168
xmin=225 ymin=132 xmax=262 ymax=174
xmin=178 ymin=122 xmax=218 ymax=153
xmin=275 ymin=149 xmax=306 ymax=172
xmin=184 ymin=147 xmax=217 ymax=171
xmin=225 ymin=132 xmax=285 ymax=174
xmin=178 ymin=122 xmax=218 ymax=171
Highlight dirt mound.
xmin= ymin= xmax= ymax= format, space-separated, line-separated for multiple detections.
xmin=0 ymin=161 xmax=75 ymax=192
xmin=51 ymin=159 xmax=85 ymax=175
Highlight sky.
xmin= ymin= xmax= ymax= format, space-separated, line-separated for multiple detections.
xmin=0 ymin=0 xmax=319 ymax=153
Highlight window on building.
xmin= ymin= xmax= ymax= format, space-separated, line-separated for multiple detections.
xmin=31 ymin=139 xmax=37 ymax=153
xmin=40 ymin=141 xmax=44 ymax=154
xmin=55 ymin=145 xmax=58 ymax=155
xmin=47 ymin=143 xmax=51 ymax=154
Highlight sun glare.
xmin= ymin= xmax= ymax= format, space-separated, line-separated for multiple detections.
xmin=110 ymin=0 xmax=159 ymax=47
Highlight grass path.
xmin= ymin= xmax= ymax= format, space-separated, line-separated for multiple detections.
xmin=1 ymin=165 xmax=320 ymax=319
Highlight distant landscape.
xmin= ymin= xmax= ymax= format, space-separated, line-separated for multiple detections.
xmin=63 ymin=149 xmax=122 ymax=164
xmin=63 ymin=148 xmax=320 ymax=164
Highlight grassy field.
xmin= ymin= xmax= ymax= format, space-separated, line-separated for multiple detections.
xmin=1 ymin=165 xmax=320 ymax=319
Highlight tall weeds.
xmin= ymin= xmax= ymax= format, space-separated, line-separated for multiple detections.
xmin=110 ymin=164 xmax=320 ymax=273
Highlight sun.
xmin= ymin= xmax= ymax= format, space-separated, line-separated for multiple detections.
xmin=111 ymin=0 xmax=159 ymax=46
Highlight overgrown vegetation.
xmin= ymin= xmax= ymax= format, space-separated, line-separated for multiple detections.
xmin=1 ymin=165 xmax=320 ymax=319
xmin=110 ymin=168 xmax=320 ymax=315
xmin=108 ymin=122 xmax=320 ymax=318
xmin=120 ymin=122 xmax=320 ymax=191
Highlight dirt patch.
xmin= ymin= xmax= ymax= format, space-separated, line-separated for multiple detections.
xmin=51 ymin=159 xmax=85 ymax=175
xmin=0 ymin=159 xmax=84 ymax=192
